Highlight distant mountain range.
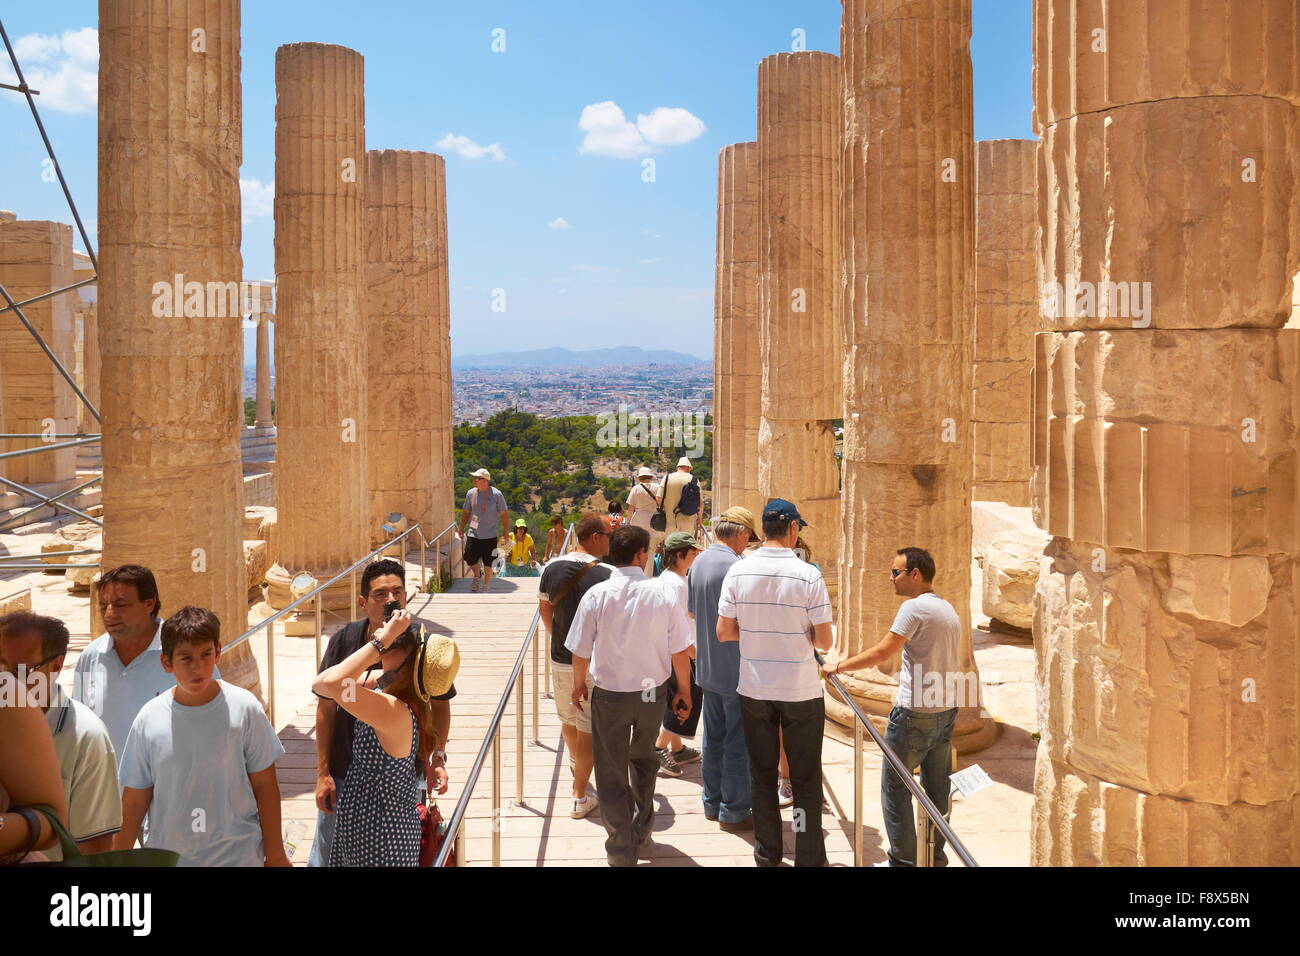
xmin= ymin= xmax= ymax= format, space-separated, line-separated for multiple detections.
xmin=452 ymin=346 xmax=708 ymax=370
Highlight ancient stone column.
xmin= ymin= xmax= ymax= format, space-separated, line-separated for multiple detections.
xmin=974 ymin=139 xmax=1037 ymax=506
xmin=74 ymin=253 xmax=100 ymax=436
xmin=98 ymin=0 xmax=259 ymax=697
xmin=364 ymin=149 xmax=451 ymax=546
xmin=757 ymin=52 xmax=842 ymax=586
xmin=713 ymin=142 xmax=763 ymax=521
xmin=835 ymin=0 xmax=994 ymax=751
xmin=254 ymin=314 xmax=272 ymax=427
xmin=0 ymin=219 xmax=77 ymax=487
xmin=265 ymin=42 xmax=368 ymax=610
xmin=1031 ymin=0 xmax=1300 ymax=865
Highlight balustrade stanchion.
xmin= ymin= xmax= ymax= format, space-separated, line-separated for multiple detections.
xmin=491 ymin=731 xmax=502 ymax=866
xmin=419 ymin=533 xmax=427 ymax=592
xmin=917 ymin=813 xmax=931 ymax=867
xmin=853 ymin=717 xmax=864 ymax=867
xmin=314 ymin=593 xmax=323 ymax=670
xmin=266 ymin=618 xmax=276 ymax=727
xmin=456 ymin=818 xmax=467 ymax=866
xmin=350 ymin=568 xmax=358 ymax=621
xmin=515 ymin=652 xmax=525 ymax=805
xmin=531 ymin=625 xmax=540 ymax=744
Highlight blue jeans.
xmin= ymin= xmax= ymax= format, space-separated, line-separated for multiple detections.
xmin=881 ymin=707 xmax=957 ymax=866
xmin=307 ymin=775 xmax=342 ymax=867
xmin=700 ymin=690 xmax=751 ymax=823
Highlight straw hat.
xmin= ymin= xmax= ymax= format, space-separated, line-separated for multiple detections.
xmin=416 ymin=625 xmax=460 ymax=700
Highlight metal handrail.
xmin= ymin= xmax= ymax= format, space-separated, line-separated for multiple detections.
xmin=816 ymin=651 xmax=978 ymax=868
xmin=435 ymin=520 xmax=577 ymax=867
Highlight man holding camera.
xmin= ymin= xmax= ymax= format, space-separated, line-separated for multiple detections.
xmin=309 ymin=558 xmax=455 ymax=867
xmin=565 ymin=526 xmax=693 ymax=867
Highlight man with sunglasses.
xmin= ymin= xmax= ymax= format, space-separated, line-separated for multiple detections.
xmin=823 ymin=546 xmax=962 ymax=866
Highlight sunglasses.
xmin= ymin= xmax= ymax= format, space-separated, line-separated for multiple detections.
xmin=890 ymin=568 xmax=912 ymax=578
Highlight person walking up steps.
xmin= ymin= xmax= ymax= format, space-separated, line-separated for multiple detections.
xmin=565 ymin=526 xmax=693 ymax=866
xmin=717 ymin=499 xmax=833 ymax=867
xmin=459 ymin=468 xmax=510 ymax=592
xmin=627 ymin=466 xmax=663 ymax=575
xmin=661 ymin=457 xmax=702 ymax=535
xmin=653 ymin=532 xmax=705 ymax=777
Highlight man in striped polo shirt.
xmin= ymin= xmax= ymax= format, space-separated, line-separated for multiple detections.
xmin=717 ymin=498 xmax=833 ymax=867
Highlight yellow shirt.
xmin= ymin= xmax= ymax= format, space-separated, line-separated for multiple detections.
xmin=508 ymin=534 xmax=535 ymax=566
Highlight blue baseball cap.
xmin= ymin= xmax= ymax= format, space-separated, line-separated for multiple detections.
xmin=763 ymin=498 xmax=808 ymax=527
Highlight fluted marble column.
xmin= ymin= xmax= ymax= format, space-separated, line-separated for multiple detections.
xmin=364 ymin=149 xmax=451 ymax=545
xmin=973 ymin=139 xmax=1037 ymax=506
xmin=714 ymin=142 xmax=763 ymax=521
xmin=757 ymin=52 xmax=842 ymax=586
xmin=98 ymin=0 xmax=259 ymax=697
xmin=254 ymin=314 xmax=272 ymax=427
xmin=835 ymin=0 xmax=993 ymax=751
xmin=265 ymin=43 xmax=368 ymax=610
xmin=1031 ymin=0 xmax=1300 ymax=865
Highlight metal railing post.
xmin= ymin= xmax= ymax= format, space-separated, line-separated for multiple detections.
xmin=420 ymin=533 xmax=427 ymax=592
xmin=456 ymin=817 xmax=468 ymax=866
xmin=492 ymin=731 xmax=502 ymax=867
xmin=853 ymin=717 xmax=864 ymax=867
xmin=917 ymin=811 xmax=932 ymax=867
xmin=314 ymin=592 xmax=323 ymax=670
xmin=531 ymin=623 xmax=540 ymax=744
xmin=350 ymin=568 xmax=358 ymax=621
xmin=516 ymin=648 xmax=525 ymax=805
xmin=266 ymin=617 xmax=276 ymax=727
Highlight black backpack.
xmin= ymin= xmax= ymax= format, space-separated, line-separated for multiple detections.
xmin=675 ymin=475 xmax=701 ymax=516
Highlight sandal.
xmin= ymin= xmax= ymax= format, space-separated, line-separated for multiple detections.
xmin=470 ymin=578 xmax=479 ymax=593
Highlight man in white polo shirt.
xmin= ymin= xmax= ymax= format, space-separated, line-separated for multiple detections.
xmin=73 ymin=565 xmax=216 ymax=758
xmin=566 ymin=525 xmax=693 ymax=867
xmin=717 ymin=498 xmax=832 ymax=867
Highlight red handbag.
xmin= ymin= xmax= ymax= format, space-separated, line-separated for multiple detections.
xmin=418 ymin=762 xmax=457 ymax=867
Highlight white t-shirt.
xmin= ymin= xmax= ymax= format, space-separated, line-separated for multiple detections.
xmin=118 ymin=682 xmax=284 ymax=867
xmin=565 ymin=566 xmax=692 ymax=692
xmin=717 ymin=547 xmax=832 ymax=702
xmin=659 ymin=568 xmax=692 ymax=644
xmin=889 ymin=592 xmax=965 ymax=713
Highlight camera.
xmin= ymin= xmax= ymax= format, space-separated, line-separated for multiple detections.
xmin=383 ymin=600 xmax=401 ymax=622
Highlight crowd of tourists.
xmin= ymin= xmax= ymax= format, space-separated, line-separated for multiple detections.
xmin=1 ymin=558 xmax=457 ymax=868
xmin=2 ymin=457 xmax=963 ymax=869
xmin=538 ymin=470 xmax=965 ymax=868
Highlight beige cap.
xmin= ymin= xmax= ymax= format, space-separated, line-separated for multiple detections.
xmin=469 ymin=468 xmax=491 ymax=479
xmin=677 ymin=457 xmax=692 ymax=468
xmin=714 ymin=506 xmax=759 ymax=542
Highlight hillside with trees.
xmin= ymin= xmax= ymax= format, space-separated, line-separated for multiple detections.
xmin=451 ymin=409 xmax=712 ymax=539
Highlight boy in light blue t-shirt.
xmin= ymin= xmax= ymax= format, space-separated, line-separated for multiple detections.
xmin=115 ymin=606 xmax=288 ymax=867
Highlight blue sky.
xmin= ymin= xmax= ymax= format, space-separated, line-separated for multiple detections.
xmin=1 ymin=1 xmax=1032 ymax=361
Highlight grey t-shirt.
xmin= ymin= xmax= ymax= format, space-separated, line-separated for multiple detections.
xmin=688 ymin=543 xmax=741 ymax=694
xmin=463 ymin=486 xmax=509 ymax=539
xmin=889 ymin=592 xmax=965 ymax=713
xmin=118 ymin=682 xmax=285 ymax=867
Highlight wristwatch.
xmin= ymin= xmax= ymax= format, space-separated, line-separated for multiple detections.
xmin=369 ymin=636 xmax=388 ymax=655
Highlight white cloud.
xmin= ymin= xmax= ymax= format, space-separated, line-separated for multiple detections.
xmin=578 ymin=101 xmax=705 ymax=159
xmin=436 ymin=133 xmax=506 ymax=161
xmin=0 ymin=28 xmax=98 ymax=114
xmin=240 ymin=178 xmax=274 ymax=223
xmin=572 ymin=264 xmax=608 ymax=273
xmin=547 ymin=217 xmax=570 ymax=230
xmin=578 ymin=101 xmax=651 ymax=159
xmin=636 ymin=107 xmax=706 ymax=145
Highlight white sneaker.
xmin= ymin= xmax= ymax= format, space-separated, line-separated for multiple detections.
xmin=571 ymin=794 xmax=599 ymax=819
xmin=778 ymin=777 xmax=794 ymax=808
